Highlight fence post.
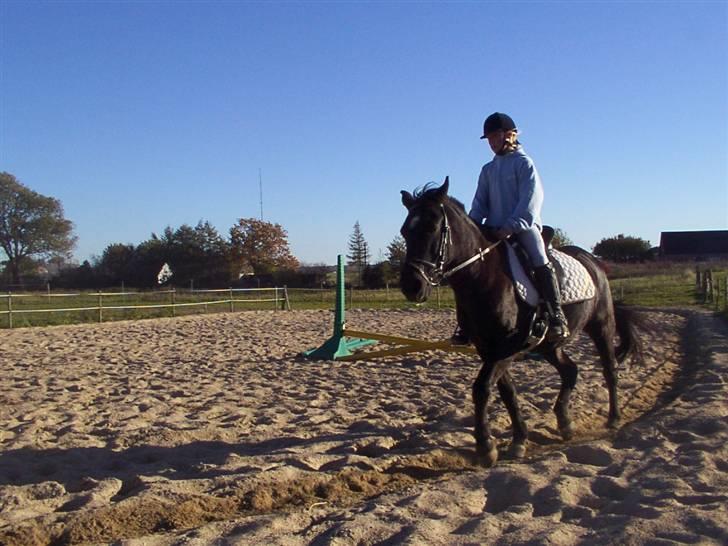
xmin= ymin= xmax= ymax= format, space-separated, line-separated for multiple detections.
xmin=715 ymin=277 xmax=720 ymax=310
xmin=701 ymin=270 xmax=709 ymax=303
xmin=719 ymin=275 xmax=725 ymax=311
xmin=47 ymin=282 xmax=51 ymax=304
xmin=229 ymin=288 xmax=234 ymax=312
xmin=7 ymin=292 xmax=12 ymax=329
xmin=171 ymin=289 xmax=176 ymax=317
xmin=98 ymin=291 xmax=103 ymax=323
xmin=283 ymin=285 xmax=291 ymax=311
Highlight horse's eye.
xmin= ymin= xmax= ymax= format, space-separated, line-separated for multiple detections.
xmin=407 ymin=214 xmax=421 ymax=231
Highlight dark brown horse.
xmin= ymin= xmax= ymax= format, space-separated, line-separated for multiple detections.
xmin=399 ymin=178 xmax=641 ymax=466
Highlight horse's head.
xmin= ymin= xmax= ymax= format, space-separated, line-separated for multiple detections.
xmin=399 ymin=177 xmax=453 ymax=303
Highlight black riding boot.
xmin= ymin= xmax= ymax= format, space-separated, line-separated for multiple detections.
xmin=534 ymin=262 xmax=570 ymax=342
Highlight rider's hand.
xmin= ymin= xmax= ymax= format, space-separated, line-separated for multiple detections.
xmin=482 ymin=226 xmax=510 ymax=241
xmin=493 ymin=228 xmax=510 ymax=240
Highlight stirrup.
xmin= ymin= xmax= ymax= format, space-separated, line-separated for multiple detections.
xmin=546 ymin=319 xmax=570 ymax=341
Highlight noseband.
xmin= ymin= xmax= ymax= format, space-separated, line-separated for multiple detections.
xmin=405 ymin=204 xmax=502 ymax=287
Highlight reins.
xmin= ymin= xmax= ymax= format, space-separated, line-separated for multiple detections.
xmin=405 ymin=203 xmax=502 ymax=287
xmin=442 ymin=240 xmax=502 ymax=280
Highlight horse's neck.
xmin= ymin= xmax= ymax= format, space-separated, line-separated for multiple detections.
xmin=448 ymin=222 xmax=518 ymax=343
xmin=449 ymin=218 xmax=510 ymax=296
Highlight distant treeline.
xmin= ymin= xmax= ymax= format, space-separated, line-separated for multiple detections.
xmin=2 ymin=219 xmax=406 ymax=291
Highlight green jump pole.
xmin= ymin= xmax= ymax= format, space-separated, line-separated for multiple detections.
xmin=301 ymin=254 xmax=377 ymax=360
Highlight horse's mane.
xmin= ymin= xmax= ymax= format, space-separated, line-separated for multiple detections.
xmin=413 ymin=183 xmax=468 ymax=215
xmin=409 ymin=183 xmax=489 ymax=243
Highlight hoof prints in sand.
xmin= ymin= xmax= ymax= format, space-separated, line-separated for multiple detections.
xmin=0 ymin=308 xmax=699 ymax=544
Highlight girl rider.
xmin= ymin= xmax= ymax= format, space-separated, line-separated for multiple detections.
xmin=452 ymin=112 xmax=569 ymax=344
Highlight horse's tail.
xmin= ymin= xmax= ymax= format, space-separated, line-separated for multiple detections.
xmin=614 ymin=304 xmax=643 ymax=365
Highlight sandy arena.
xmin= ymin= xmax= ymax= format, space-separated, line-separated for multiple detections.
xmin=0 ymin=307 xmax=726 ymax=545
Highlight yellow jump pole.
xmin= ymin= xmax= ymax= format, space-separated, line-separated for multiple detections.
xmin=302 ymin=256 xmax=476 ymax=361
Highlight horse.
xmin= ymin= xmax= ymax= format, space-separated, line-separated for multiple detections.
xmin=399 ymin=178 xmax=641 ymax=466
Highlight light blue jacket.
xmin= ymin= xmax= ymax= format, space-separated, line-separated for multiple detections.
xmin=469 ymin=146 xmax=544 ymax=235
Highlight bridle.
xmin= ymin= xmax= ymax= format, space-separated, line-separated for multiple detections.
xmin=405 ymin=203 xmax=502 ymax=287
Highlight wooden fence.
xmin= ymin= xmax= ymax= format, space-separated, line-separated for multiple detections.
xmin=696 ymin=268 xmax=728 ymax=311
xmin=0 ymin=287 xmax=290 ymax=328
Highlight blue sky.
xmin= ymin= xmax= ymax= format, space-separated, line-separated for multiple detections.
xmin=2 ymin=1 xmax=726 ymax=265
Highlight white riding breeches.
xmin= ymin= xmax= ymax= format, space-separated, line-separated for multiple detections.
xmin=514 ymin=226 xmax=549 ymax=268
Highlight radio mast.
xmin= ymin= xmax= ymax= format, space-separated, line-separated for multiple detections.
xmin=259 ymin=168 xmax=264 ymax=221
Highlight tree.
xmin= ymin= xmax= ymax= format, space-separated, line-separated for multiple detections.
xmin=347 ymin=221 xmax=369 ymax=284
xmin=386 ymin=235 xmax=406 ymax=268
xmin=362 ymin=262 xmax=388 ymax=288
xmin=130 ymin=236 xmax=167 ymax=287
xmin=97 ymin=243 xmax=136 ymax=285
xmin=229 ymin=218 xmax=299 ymax=276
xmin=54 ymin=259 xmax=99 ymax=289
xmin=593 ymin=234 xmax=651 ymax=262
xmin=382 ymin=235 xmax=407 ymax=286
xmin=552 ymin=228 xmax=573 ymax=248
xmin=0 ymin=172 xmax=77 ymax=284
xmin=158 ymin=220 xmax=230 ymax=286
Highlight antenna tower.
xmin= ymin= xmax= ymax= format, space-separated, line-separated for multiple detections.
xmin=259 ymin=168 xmax=264 ymax=220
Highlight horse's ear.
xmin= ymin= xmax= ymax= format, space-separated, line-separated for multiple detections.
xmin=401 ymin=190 xmax=415 ymax=210
xmin=434 ymin=176 xmax=450 ymax=202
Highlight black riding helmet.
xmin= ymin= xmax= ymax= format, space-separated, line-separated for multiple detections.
xmin=480 ymin=112 xmax=517 ymax=139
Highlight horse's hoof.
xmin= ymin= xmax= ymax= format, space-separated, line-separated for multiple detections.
xmin=475 ymin=443 xmax=499 ymax=467
xmin=559 ymin=423 xmax=575 ymax=441
xmin=507 ymin=441 xmax=527 ymax=460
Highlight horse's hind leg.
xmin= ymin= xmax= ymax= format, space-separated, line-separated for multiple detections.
xmin=543 ymin=347 xmax=578 ymax=441
xmin=497 ymin=370 xmax=528 ymax=458
xmin=586 ymin=322 xmax=621 ymax=429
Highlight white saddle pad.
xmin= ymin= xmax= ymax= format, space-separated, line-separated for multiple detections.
xmin=506 ymin=245 xmax=596 ymax=307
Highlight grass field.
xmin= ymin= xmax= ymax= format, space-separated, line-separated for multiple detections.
xmin=2 ymin=266 xmax=725 ymax=328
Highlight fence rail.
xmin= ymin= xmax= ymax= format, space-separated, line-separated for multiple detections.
xmin=3 ymin=268 xmax=725 ymax=329
xmin=1 ymin=287 xmax=290 ymax=328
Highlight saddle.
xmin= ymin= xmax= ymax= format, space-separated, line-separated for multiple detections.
xmin=504 ymin=227 xmax=596 ymax=308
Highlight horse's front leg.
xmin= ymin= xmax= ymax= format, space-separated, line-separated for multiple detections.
xmin=497 ymin=369 xmax=528 ymax=459
xmin=472 ymin=359 xmax=509 ymax=467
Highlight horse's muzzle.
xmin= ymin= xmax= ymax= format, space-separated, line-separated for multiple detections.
xmin=400 ymin=266 xmax=431 ymax=303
